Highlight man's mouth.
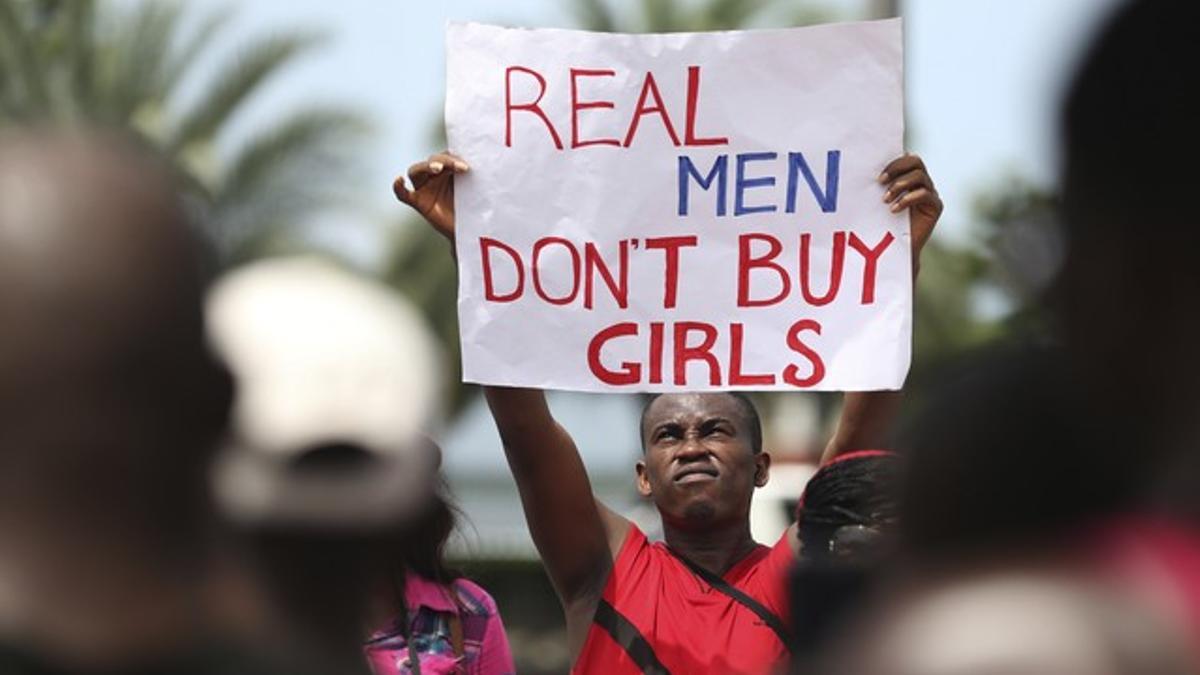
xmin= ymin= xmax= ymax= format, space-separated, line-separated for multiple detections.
xmin=673 ymin=466 xmax=719 ymax=484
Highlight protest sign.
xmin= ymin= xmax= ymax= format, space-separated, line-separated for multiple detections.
xmin=445 ymin=19 xmax=908 ymax=392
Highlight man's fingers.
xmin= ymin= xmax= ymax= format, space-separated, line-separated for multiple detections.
xmin=393 ymin=175 xmax=413 ymax=204
xmin=878 ymin=153 xmax=926 ymax=183
xmin=890 ymin=187 xmax=940 ymax=214
xmin=407 ymin=160 xmax=436 ymax=189
xmin=407 ymin=153 xmax=469 ymax=191
xmin=883 ymin=168 xmax=934 ymax=203
xmin=429 ymin=151 xmax=470 ymax=173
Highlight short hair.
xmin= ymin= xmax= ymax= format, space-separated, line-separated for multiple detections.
xmin=639 ymin=392 xmax=763 ymax=454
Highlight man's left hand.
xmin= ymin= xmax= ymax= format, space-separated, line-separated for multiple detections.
xmin=880 ymin=153 xmax=942 ymax=275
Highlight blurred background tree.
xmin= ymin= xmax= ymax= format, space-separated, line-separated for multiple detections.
xmin=0 ymin=0 xmax=369 ymax=260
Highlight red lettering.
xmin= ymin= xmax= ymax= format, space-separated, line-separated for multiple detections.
xmin=584 ymin=241 xmax=629 ymax=310
xmin=728 ymin=323 xmax=775 ymax=386
xmin=623 ymin=72 xmax=681 ymax=147
xmin=684 ymin=66 xmax=728 ymax=146
xmin=782 ymin=319 xmax=825 ymax=388
xmin=570 ymin=68 xmax=621 ymax=148
xmin=673 ymin=321 xmax=721 ymax=386
xmin=645 ymin=236 xmax=698 ymax=309
xmin=848 ymin=232 xmax=895 ymax=305
xmin=480 ymin=237 xmax=524 ymax=302
xmin=505 ymin=66 xmax=564 ymax=150
xmin=648 ymin=321 xmax=664 ymax=385
xmin=799 ymin=232 xmax=847 ymax=306
xmin=531 ymin=237 xmax=581 ymax=305
xmin=737 ymin=233 xmax=790 ymax=307
xmin=588 ymin=323 xmax=641 ymax=385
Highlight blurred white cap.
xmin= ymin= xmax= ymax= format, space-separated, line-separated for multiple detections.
xmin=206 ymin=256 xmax=442 ymax=530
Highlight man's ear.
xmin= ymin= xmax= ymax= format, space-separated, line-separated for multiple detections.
xmin=754 ymin=451 xmax=772 ymax=488
xmin=635 ymin=459 xmax=653 ymax=497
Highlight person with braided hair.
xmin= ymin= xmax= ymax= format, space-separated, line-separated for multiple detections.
xmin=796 ymin=450 xmax=900 ymax=565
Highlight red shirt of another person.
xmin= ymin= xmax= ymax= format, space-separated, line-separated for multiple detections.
xmin=573 ymin=525 xmax=795 ymax=674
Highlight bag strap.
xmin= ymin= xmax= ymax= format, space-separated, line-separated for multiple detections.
xmin=448 ymin=613 xmax=465 ymax=659
xmin=666 ymin=549 xmax=792 ymax=652
xmin=444 ymin=580 xmax=468 ymax=665
xmin=592 ymin=599 xmax=672 ymax=675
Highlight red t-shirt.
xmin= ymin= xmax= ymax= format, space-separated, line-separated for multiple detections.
xmin=573 ymin=525 xmax=795 ymax=674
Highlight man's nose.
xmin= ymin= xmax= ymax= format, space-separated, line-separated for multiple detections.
xmin=674 ymin=438 xmax=709 ymax=462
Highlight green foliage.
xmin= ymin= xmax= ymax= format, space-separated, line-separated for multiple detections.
xmin=0 ymin=0 xmax=370 ymax=260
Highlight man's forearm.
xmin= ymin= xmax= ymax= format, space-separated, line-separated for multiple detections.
xmin=821 ymin=390 xmax=902 ymax=463
xmin=483 ymin=386 xmax=557 ymax=463
xmin=482 ymin=385 xmax=613 ymax=605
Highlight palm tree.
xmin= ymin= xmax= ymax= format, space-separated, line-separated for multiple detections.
xmin=0 ymin=0 xmax=369 ymax=259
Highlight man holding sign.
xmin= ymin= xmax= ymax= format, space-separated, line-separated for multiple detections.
xmin=397 ymin=19 xmax=941 ymax=674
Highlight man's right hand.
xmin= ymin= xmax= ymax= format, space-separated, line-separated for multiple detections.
xmin=393 ymin=152 xmax=469 ymax=242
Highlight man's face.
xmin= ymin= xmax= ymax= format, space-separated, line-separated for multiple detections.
xmin=636 ymin=393 xmax=770 ymax=531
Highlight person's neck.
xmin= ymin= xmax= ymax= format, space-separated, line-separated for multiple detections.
xmin=0 ymin=522 xmax=210 ymax=668
xmin=662 ymin=518 xmax=759 ymax=576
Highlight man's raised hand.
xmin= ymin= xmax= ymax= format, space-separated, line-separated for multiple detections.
xmin=393 ymin=152 xmax=469 ymax=242
xmin=879 ymin=153 xmax=942 ymax=275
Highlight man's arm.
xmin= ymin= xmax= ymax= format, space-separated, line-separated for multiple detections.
xmin=823 ymin=153 xmax=941 ymax=463
xmin=820 ymin=390 xmax=903 ymax=463
xmin=394 ymin=154 xmax=630 ymax=610
xmin=483 ymin=387 xmax=630 ymax=600
xmin=789 ymin=153 xmax=942 ymax=551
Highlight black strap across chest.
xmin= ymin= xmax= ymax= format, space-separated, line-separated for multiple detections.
xmin=588 ymin=548 xmax=793 ymax=674
xmin=592 ymin=599 xmax=672 ymax=675
xmin=665 ymin=548 xmax=792 ymax=651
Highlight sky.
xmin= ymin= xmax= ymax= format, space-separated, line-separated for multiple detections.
xmin=154 ymin=0 xmax=1125 ymax=479
xmin=166 ymin=0 xmax=1123 ymax=266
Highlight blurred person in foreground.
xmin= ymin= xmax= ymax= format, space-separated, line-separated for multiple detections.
xmin=808 ymin=350 xmax=1196 ymax=675
xmin=0 ymin=128 xmax=290 ymax=674
xmin=207 ymin=258 xmax=514 ymax=675
xmin=394 ymin=150 xmax=941 ymax=673
xmin=810 ymin=2 xmax=1200 ymax=672
xmin=1056 ymin=0 xmax=1200 ymax=658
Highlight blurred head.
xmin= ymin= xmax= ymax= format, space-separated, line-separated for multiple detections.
xmin=205 ymin=258 xmax=444 ymax=663
xmin=797 ymin=451 xmax=900 ymax=565
xmin=636 ymin=392 xmax=769 ymax=532
xmin=1059 ymin=0 xmax=1200 ymax=420
xmin=0 ymin=127 xmax=230 ymax=552
xmin=813 ymin=567 xmax=1196 ymax=675
xmin=207 ymin=257 xmax=441 ymax=532
xmin=899 ymin=346 xmax=1126 ymax=558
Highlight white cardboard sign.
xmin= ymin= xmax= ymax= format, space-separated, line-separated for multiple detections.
xmin=446 ymin=19 xmax=909 ymax=392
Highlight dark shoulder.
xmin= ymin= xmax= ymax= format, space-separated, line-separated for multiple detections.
xmin=0 ymin=639 xmax=317 ymax=675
